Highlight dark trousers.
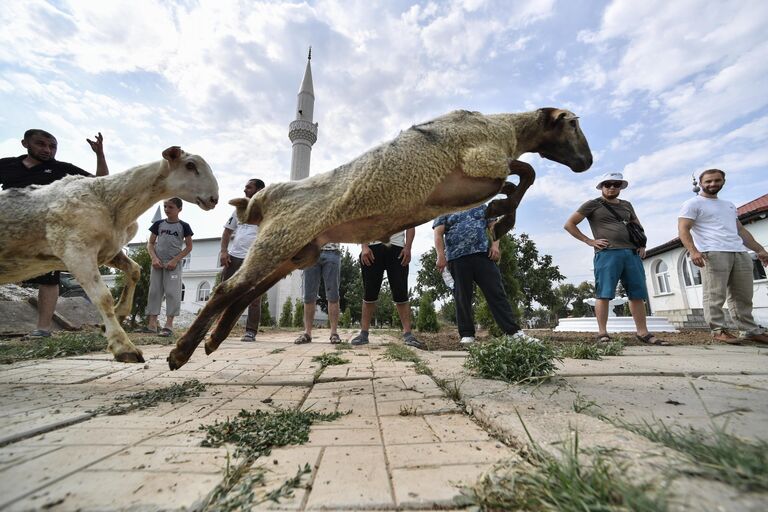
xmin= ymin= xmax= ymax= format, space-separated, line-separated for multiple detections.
xmin=449 ymin=253 xmax=519 ymax=337
xmin=221 ymin=256 xmax=261 ymax=333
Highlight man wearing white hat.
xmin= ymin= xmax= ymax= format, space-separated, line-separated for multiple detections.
xmin=564 ymin=172 xmax=666 ymax=345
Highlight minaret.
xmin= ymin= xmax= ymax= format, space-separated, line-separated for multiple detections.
xmin=289 ymin=47 xmax=318 ymax=181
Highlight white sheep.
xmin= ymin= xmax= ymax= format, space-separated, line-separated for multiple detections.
xmin=168 ymin=108 xmax=592 ymax=369
xmin=0 ymin=147 xmax=219 ymax=363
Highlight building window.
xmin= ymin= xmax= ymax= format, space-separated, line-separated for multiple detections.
xmin=182 ymin=256 xmax=191 ymax=270
xmin=654 ymin=260 xmax=671 ymax=294
xmin=682 ymin=254 xmax=702 ymax=286
xmin=197 ymin=281 xmax=211 ymax=302
xmin=181 ymin=283 xmax=185 ymax=302
xmin=752 ymin=253 xmax=767 ymax=281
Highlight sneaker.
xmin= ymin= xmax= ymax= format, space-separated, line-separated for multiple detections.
xmin=403 ymin=332 xmax=426 ymax=350
xmin=743 ymin=332 xmax=768 ymax=344
xmin=294 ymin=333 xmax=312 ymax=344
xmin=329 ymin=333 xmax=341 ymax=344
xmin=459 ymin=336 xmax=475 ymax=345
xmin=713 ymin=330 xmax=741 ymax=344
xmin=240 ymin=331 xmax=256 ymax=342
xmin=28 ymin=329 xmax=52 ymax=338
xmin=350 ymin=332 xmax=369 ymax=346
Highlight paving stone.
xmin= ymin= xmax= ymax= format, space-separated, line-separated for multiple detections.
xmin=376 ymin=397 xmax=461 ymax=416
xmin=380 ymin=415 xmax=439 ymax=445
xmin=307 ymin=426 xmax=382 ymax=446
xmin=306 ymin=445 xmax=393 ymax=509
xmin=249 ymin=445 xmax=323 ymax=510
xmin=391 ymin=463 xmax=492 ymax=508
xmin=386 ymin=440 xmax=510 ymax=469
xmin=337 ymin=394 xmax=377 ymax=416
xmin=88 ymin=445 xmax=228 ymax=473
xmin=423 ymin=414 xmax=492 ymax=442
xmin=7 ymin=470 xmax=221 ymax=511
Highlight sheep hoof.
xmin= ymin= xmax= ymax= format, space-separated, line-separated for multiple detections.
xmin=167 ymin=349 xmax=188 ymax=370
xmin=204 ymin=340 xmax=217 ymax=355
xmin=114 ymin=351 xmax=145 ymax=364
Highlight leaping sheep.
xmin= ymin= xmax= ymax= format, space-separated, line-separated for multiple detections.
xmin=168 ymin=108 xmax=592 ymax=369
xmin=0 ymin=147 xmax=219 ymax=363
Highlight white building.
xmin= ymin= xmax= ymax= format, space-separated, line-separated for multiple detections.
xmin=643 ymin=193 xmax=768 ymax=328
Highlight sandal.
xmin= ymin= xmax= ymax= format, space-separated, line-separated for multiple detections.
xmin=596 ymin=334 xmax=612 ymax=343
xmin=636 ymin=333 xmax=669 ymax=346
xmin=158 ymin=327 xmax=174 ymax=337
xmin=136 ymin=326 xmax=158 ymax=334
xmin=329 ymin=333 xmax=341 ymax=344
xmin=294 ymin=333 xmax=312 ymax=344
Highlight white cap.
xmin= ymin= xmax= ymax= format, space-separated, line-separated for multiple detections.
xmin=595 ymin=172 xmax=628 ymax=190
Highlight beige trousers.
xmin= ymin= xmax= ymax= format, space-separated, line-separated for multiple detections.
xmin=701 ymin=251 xmax=762 ymax=336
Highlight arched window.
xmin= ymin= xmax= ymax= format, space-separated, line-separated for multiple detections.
xmin=197 ymin=281 xmax=211 ymax=302
xmin=654 ymin=260 xmax=671 ymax=294
xmin=681 ymin=253 xmax=702 ymax=286
xmin=181 ymin=283 xmax=186 ymax=302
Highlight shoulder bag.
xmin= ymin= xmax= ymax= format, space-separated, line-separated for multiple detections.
xmin=600 ymin=200 xmax=647 ymax=248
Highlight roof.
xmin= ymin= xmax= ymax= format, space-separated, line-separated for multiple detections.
xmin=645 ymin=193 xmax=768 ymax=257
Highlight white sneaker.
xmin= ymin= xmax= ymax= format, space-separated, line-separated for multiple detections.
xmin=459 ymin=336 xmax=475 ymax=344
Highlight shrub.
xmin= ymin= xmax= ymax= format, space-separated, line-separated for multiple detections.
xmin=464 ymin=333 xmax=561 ymax=384
xmin=293 ymin=298 xmax=304 ymax=328
xmin=260 ymin=296 xmax=273 ymax=326
xmin=340 ymin=307 xmax=352 ymax=328
xmin=279 ymin=299 xmax=293 ymax=327
xmin=416 ymin=294 xmax=439 ymax=332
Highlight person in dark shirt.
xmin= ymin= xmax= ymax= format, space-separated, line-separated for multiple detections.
xmin=0 ymin=129 xmax=109 ymax=337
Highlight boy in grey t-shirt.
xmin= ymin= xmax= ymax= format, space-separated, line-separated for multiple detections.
xmin=146 ymin=198 xmax=193 ymax=336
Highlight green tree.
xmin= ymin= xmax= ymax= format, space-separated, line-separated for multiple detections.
xmin=439 ymin=299 xmax=456 ymax=324
xmin=553 ymin=281 xmax=595 ymax=322
xmin=340 ymin=306 xmax=352 ymax=328
xmin=260 ymin=296 xmax=273 ymax=327
xmin=339 ymin=248 xmax=363 ymax=322
xmin=416 ymin=293 xmax=439 ymax=332
xmin=113 ymin=245 xmax=151 ymax=327
xmin=279 ymin=299 xmax=293 ymax=327
xmin=293 ymin=298 xmax=304 ymax=328
xmin=416 ymin=248 xmax=452 ymax=301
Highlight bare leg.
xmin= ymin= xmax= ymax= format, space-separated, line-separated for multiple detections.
xmin=165 ymin=316 xmax=174 ymax=329
xmin=360 ymin=301 xmax=376 ymax=331
xmin=396 ymin=302 xmax=412 ymax=333
xmin=304 ymin=301 xmax=316 ymax=338
xmin=36 ymin=284 xmax=58 ymax=331
xmin=595 ymin=299 xmax=609 ymax=336
xmin=629 ymin=299 xmax=649 ymax=336
xmin=328 ymin=301 xmax=340 ymax=335
xmin=147 ymin=315 xmax=159 ymax=331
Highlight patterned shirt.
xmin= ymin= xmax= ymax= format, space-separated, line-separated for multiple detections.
xmin=433 ymin=205 xmax=491 ymax=261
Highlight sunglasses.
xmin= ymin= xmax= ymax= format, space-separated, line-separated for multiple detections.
xmin=602 ymin=182 xmax=623 ymax=189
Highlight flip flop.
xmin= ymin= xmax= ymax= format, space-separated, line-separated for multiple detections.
xmin=636 ymin=333 xmax=669 ymax=346
xmin=329 ymin=333 xmax=341 ymax=344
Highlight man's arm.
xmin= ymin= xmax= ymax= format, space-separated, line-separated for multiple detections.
xmin=400 ymin=228 xmax=415 ymax=266
xmin=87 ymin=133 xmax=109 ymax=176
xmin=434 ymin=224 xmax=447 ymax=272
xmin=360 ymin=243 xmax=374 ymax=266
xmin=147 ymin=233 xmax=162 ymax=269
xmin=678 ymin=217 xmax=705 ymax=267
xmin=737 ymin=221 xmax=768 ymax=266
xmin=219 ymin=227 xmax=234 ymax=267
xmin=564 ymin=212 xmax=609 ymax=250
xmin=167 ymin=236 xmax=193 ymax=270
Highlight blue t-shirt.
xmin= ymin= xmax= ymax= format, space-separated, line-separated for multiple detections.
xmin=433 ymin=205 xmax=491 ymax=261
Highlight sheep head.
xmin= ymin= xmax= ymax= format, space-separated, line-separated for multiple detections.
xmin=535 ymin=108 xmax=593 ymax=173
xmin=162 ymin=146 xmax=220 ymax=210
xmin=229 ymin=195 xmax=262 ymax=226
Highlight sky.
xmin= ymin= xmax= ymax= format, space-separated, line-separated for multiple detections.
xmin=1 ymin=0 xmax=767 ymax=287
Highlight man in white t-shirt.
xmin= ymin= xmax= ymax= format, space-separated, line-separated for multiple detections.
xmin=678 ymin=169 xmax=768 ymax=344
xmin=219 ymin=178 xmax=265 ymax=341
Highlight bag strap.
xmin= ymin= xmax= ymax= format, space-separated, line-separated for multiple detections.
xmin=599 ymin=200 xmax=630 ymax=225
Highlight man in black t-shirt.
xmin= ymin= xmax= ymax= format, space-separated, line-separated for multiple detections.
xmin=0 ymin=129 xmax=109 ymax=337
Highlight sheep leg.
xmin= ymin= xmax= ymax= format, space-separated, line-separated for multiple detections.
xmin=61 ymin=250 xmax=144 ymax=363
xmin=486 ymin=160 xmax=536 ymax=240
xmin=104 ymin=251 xmax=141 ymax=323
xmin=205 ymin=258 xmax=297 ymax=354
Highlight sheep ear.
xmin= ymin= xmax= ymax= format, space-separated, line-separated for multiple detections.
xmin=162 ymin=146 xmax=182 ymax=162
xmin=540 ymin=108 xmax=568 ymax=130
xmin=229 ymin=197 xmax=263 ymax=225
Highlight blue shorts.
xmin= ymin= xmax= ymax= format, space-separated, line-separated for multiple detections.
xmin=302 ymin=250 xmax=341 ymax=303
xmin=594 ymin=248 xmax=648 ymax=300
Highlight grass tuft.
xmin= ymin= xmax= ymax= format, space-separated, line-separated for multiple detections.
xmin=464 ymin=335 xmax=561 ymax=384
xmin=334 ymin=342 xmax=353 ymax=351
xmin=268 ymin=348 xmax=286 ymax=354
xmin=382 ymin=343 xmax=432 ymax=375
xmin=93 ymin=379 xmax=206 ymax=415
xmin=559 ymin=341 xmax=624 ymax=360
xmin=311 ymin=352 xmax=350 ymax=367
xmin=615 ymin=417 xmax=768 ymax=491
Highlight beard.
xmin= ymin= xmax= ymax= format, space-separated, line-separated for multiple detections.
xmin=701 ymin=183 xmax=722 ymax=195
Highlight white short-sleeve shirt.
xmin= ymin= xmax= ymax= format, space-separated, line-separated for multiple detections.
xmin=224 ymin=210 xmax=259 ymax=259
xmin=678 ymin=195 xmax=745 ymax=252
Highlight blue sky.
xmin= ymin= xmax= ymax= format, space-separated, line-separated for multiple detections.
xmin=2 ymin=0 xmax=767 ymax=286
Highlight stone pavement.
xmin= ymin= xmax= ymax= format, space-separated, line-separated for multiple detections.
xmin=0 ymin=331 xmax=766 ymax=510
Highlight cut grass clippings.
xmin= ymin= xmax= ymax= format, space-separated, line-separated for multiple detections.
xmin=559 ymin=341 xmax=624 ymax=360
xmin=0 ymin=330 xmax=174 ymax=364
xmin=92 ymin=379 xmax=206 ymax=415
xmin=383 ymin=343 xmax=433 ymax=375
xmin=464 ymin=335 xmax=561 ymax=384
xmin=460 ymin=413 xmax=669 ymax=511
xmin=200 ymin=408 xmax=347 ymax=510
xmin=311 ymin=353 xmax=350 ymax=367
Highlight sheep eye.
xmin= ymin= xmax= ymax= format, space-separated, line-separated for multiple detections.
xmin=185 ymin=162 xmax=197 ymax=171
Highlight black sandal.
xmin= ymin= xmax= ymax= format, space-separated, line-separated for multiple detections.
xmin=596 ymin=334 xmax=612 ymax=343
xmin=636 ymin=333 xmax=669 ymax=346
